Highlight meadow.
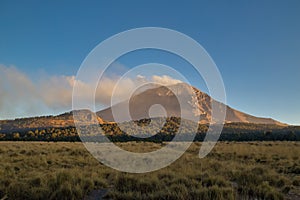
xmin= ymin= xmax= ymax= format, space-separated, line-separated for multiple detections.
xmin=0 ymin=141 xmax=299 ymax=200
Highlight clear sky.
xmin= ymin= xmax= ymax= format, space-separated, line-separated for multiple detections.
xmin=0 ymin=0 xmax=299 ymax=125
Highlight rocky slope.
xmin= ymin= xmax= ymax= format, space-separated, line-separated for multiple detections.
xmin=97 ymin=83 xmax=285 ymax=125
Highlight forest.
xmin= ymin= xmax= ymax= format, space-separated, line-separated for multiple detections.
xmin=0 ymin=117 xmax=299 ymax=142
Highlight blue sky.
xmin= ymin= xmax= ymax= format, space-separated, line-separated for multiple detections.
xmin=0 ymin=1 xmax=300 ymax=124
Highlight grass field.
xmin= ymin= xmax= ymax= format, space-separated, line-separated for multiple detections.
xmin=0 ymin=141 xmax=299 ymax=200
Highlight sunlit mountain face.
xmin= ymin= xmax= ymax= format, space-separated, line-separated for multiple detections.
xmin=97 ymin=83 xmax=285 ymax=125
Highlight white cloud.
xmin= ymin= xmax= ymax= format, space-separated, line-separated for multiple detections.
xmin=151 ymin=75 xmax=182 ymax=85
xmin=0 ymin=65 xmax=48 ymax=119
xmin=0 ymin=64 xmax=183 ymax=119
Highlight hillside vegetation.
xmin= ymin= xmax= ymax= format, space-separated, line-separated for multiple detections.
xmin=0 ymin=117 xmax=299 ymax=142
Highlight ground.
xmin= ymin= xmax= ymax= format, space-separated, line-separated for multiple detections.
xmin=0 ymin=141 xmax=299 ymax=200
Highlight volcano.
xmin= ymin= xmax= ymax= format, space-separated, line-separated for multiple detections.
xmin=97 ymin=83 xmax=285 ymax=125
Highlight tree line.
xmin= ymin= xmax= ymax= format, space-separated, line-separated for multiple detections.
xmin=0 ymin=118 xmax=299 ymax=142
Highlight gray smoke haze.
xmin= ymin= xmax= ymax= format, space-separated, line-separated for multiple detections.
xmin=0 ymin=64 xmax=182 ymax=119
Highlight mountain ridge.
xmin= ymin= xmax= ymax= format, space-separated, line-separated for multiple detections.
xmin=97 ymin=83 xmax=286 ymax=126
xmin=0 ymin=83 xmax=286 ymax=132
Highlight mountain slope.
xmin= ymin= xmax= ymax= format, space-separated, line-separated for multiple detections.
xmin=0 ymin=110 xmax=104 ymax=132
xmin=0 ymin=83 xmax=285 ymax=133
xmin=97 ymin=83 xmax=285 ymax=125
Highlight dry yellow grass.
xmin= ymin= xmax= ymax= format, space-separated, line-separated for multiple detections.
xmin=0 ymin=141 xmax=299 ymax=200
